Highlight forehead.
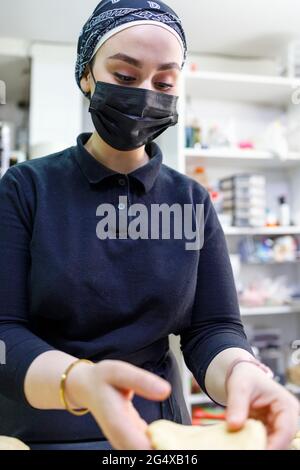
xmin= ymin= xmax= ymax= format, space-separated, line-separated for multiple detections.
xmin=99 ymin=24 xmax=183 ymax=64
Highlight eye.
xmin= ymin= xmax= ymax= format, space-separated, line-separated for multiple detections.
xmin=155 ymin=82 xmax=174 ymax=90
xmin=114 ymin=72 xmax=135 ymax=83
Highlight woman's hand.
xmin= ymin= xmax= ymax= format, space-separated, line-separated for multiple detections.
xmin=66 ymin=359 xmax=171 ymax=450
xmin=226 ymin=362 xmax=300 ymax=450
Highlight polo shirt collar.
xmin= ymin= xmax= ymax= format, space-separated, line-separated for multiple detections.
xmin=74 ymin=133 xmax=163 ymax=193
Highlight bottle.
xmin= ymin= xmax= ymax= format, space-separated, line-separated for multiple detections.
xmin=192 ymin=118 xmax=202 ymax=149
xmin=185 ymin=96 xmax=196 ymax=148
xmin=278 ymin=196 xmax=291 ymax=227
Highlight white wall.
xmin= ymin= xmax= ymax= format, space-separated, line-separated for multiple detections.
xmin=29 ymin=43 xmax=83 ymax=158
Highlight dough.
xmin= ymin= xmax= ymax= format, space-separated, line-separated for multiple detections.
xmin=147 ymin=419 xmax=267 ymax=450
xmin=290 ymin=430 xmax=300 ymax=450
xmin=290 ymin=438 xmax=300 ymax=450
xmin=0 ymin=436 xmax=30 ymax=450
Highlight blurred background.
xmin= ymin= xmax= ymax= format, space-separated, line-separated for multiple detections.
xmin=1 ymin=0 xmax=300 ymax=422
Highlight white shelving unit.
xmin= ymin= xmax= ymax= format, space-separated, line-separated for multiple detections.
xmin=185 ymin=148 xmax=300 ymax=169
xmin=162 ymin=67 xmax=300 ymax=416
xmin=223 ymin=226 xmax=300 ymax=236
xmin=241 ymin=305 xmax=300 ymax=316
xmin=184 ymin=70 xmax=300 ymax=107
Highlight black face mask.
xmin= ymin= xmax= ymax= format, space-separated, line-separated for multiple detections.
xmin=88 ymin=73 xmax=179 ymax=151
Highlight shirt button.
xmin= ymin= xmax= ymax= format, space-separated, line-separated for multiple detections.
xmin=118 ymin=203 xmax=126 ymax=210
xmin=118 ymin=178 xmax=126 ymax=186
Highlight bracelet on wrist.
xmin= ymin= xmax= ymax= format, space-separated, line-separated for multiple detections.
xmin=59 ymin=358 xmax=94 ymax=416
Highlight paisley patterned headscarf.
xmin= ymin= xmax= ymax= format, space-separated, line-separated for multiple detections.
xmin=75 ymin=0 xmax=187 ymax=96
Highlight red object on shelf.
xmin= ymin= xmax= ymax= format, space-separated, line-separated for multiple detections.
xmin=238 ymin=141 xmax=254 ymax=150
xmin=192 ymin=406 xmax=226 ymax=425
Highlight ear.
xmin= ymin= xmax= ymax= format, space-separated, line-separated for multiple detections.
xmin=80 ymin=65 xmax=94 ymax=96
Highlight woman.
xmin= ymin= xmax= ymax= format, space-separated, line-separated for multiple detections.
xmin=0 ymin=0 xmax=298 ymax=451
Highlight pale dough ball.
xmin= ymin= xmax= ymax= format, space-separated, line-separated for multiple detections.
xmin=0 ymin=436 xmax=30 ymax=450
xmin=147 ymin=419 xmax=267 ymax=450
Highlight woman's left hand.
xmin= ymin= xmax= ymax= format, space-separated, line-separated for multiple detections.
xmin=226 ymin=362 xmax=300 ymax=450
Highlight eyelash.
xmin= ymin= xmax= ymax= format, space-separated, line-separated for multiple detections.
xmin=113 ymin=73 xmax=173 ymax=90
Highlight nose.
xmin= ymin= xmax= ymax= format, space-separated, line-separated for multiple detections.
xmin=139 ymin=79 xmax=155 ymax=92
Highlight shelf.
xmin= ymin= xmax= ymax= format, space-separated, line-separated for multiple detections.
xmin=187 ymin=384 xmax=300 ymax=407
xmin=185 ymin=147 xmax=300 ymax=169
xmin=223 ymin=226 xmax=300 ymax=236
xmin=286 ymin=383 xmax=300 ymax=395
xmin=188 ymin=394 xmax=213 ymax=405
xmin=184 ymin=70 xmax=300 ymax=106
xmin=241 ymin=305 xmax=300 ymax=316
xmin=242 ymin=260 xmax=300 ymax=266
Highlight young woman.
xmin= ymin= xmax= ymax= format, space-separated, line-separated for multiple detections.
xmin=0 ymin=0 xmax=298 ymax=450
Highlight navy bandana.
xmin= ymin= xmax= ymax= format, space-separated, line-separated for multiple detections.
xmin=75 ymin=0 xmax=187 ymax=96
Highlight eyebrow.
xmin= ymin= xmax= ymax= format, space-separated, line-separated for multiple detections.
xmin=107 ymin=53 xmax=181 ymax=71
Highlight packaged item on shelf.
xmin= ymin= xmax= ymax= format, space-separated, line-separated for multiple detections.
xmin=266 ymin=209 xmax=278 ymax=227
xmin=248 ymin=328 xmax=285 ymax=383
xmin=193 ymin=166 xmax=208 ymax=187
xmin=238 ymin=141 xmax=254 ymax=149
xmin=260 ymin=120 xmax=289 ymax=160
xmin=206 ymin=124 xmax=229 ymax=148
xmin=185 ymin=96 xmax=202 ymax=149
xmin=238 ymin=235 xmax=298 ymax=263
xmin=185 ymin=120 xmax=202 ymax=149
xmin=192 ymin=119 xmax=202 ymax=149
xmin=185 ymin=96 xmax=195 ymax=148
xmin=219 ymin=174 xmax=266 ymax=227
xmin=220 ymin=174 xmax=266 ymax=191
xmin=239 ymin=237 xmax=273 ymax=264
xmin=239 ymin=276 xmax=293 ymax=307
xmin=283 ymin=40 xmax=300 ymax=78
xmin=185 ymin=126 xmax=194 ymax=148
xmin=192 ymin=406 xmax=226 ymax=426
xmin=287 ymin=364 xmax=300 ymax=386
xmin=209 ymin=189 xmax=222 ymax=213
xmin=287 ymin=341 xmax=300 ymax=386
xmin=186 ymin=165 xmax=211 ymax=190
xmin=274 ymin=236 xmax=297 ymax=262
xmin=278 ymin=195 xmax=291 ymax=226
xmin=218 ymin=213 xmax=233 ymax=227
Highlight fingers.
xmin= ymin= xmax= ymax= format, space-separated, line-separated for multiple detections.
xmin=226 ymin=376 xmax=251 ymax=431
xmin=102 ymin=360 xmax=171 ymax=401
xmin=267 ymin=399 xmax=300 ymax=450
xmin=90 ymin=360 xmax=172 ymax=449
xmin=93 ymin=385 xmax=153 ymax=450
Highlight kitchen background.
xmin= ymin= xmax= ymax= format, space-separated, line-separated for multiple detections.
xmin=1 ymin=0 xmax=300 ymax=425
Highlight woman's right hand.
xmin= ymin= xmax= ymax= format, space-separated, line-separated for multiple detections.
xmin=66 ymin=359 xmax=171 ymax=450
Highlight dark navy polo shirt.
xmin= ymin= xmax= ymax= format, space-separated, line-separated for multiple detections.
xmin=0 ymin=133 xmax=252 ymax=445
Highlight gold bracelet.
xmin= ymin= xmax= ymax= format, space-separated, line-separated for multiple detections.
xmin=59 ymin=359 xmax=94 ymax=416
